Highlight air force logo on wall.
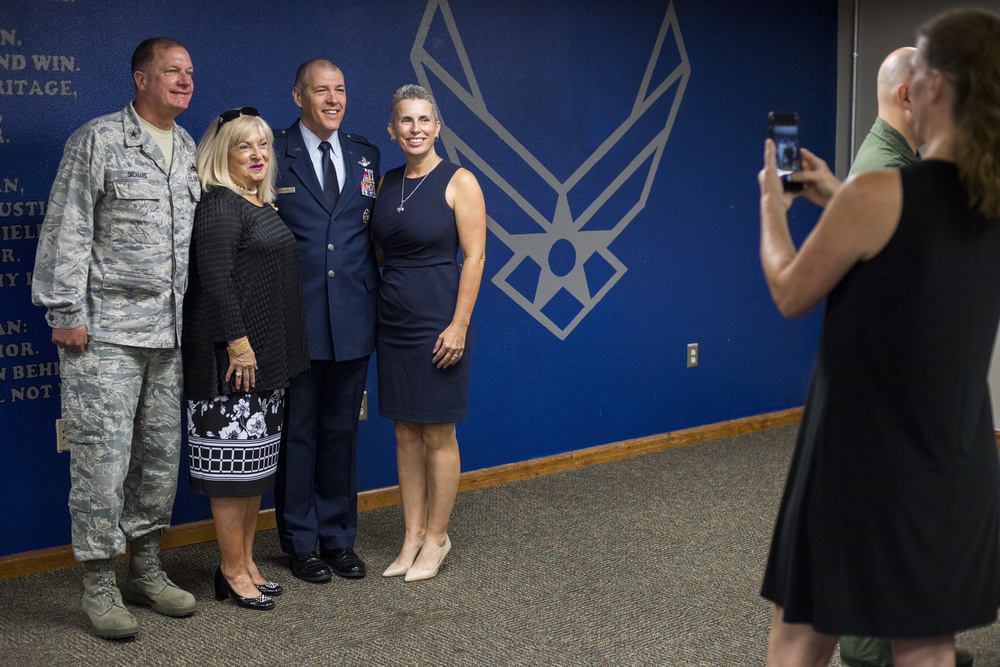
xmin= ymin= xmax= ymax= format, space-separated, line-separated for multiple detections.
xmin=412 ymin=0 xmax=690 ymax=340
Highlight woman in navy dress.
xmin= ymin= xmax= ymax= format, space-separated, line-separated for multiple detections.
xmin=371 ymin=85 xmax=486 ymax=582
xmin=758 ymin=9 xmax=1000 ymax=666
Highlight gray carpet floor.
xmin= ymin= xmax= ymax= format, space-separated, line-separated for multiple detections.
xmin=2 ymin=425 xmax=998 ymax=666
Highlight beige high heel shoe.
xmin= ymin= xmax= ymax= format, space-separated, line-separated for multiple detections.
xmin=404 ymin=536 xmax=451 ymax=583
xmin=383 ymin=542 xmax=423 ymax=577
xmin=382 ymin=560 xmax=411 ymax=577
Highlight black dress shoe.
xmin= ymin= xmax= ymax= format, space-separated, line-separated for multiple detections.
xmin=256 ymin=580 xmax=283 ymax=596
xmin=214 ymin=567 xmax=275 ymax=610
xmin=321 ymin=547 xmax=367 ymax=579
xmin=289 ymin=552 xmax=332 ymax=583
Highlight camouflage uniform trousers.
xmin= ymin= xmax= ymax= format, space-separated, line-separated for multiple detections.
xmin=58 ymin=340 xmax=183 ymax=561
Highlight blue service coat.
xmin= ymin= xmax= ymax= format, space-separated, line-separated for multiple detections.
xmin=273 ymin=120 xmax=381 ymax=361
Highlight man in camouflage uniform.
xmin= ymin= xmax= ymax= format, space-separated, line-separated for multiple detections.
xmin=32 ymin=37 xmax=199 ymax=639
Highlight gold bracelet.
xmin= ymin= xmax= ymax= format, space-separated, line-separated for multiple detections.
xmin=227 ymin=340 xmax=251 ymax=358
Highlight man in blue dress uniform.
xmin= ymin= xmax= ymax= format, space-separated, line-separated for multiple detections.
xmin=272 ymin=59 xmax=380 ymax=582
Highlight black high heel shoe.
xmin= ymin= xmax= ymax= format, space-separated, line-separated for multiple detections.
xmin=214 ymin=566 xmax=275 ymax=610
xmin=256 ymin=580 xmax=283 ymax=596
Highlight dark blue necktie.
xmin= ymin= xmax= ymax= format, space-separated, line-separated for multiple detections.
xmin=319 ymin=140 xmax=340 ymax=208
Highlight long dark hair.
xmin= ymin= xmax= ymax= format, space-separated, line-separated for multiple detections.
xmin=919 ymin=8 xmax=1000 ymax=218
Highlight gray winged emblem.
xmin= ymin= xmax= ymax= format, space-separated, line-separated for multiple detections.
xmin=412 ymin=0 xmax=690 ymax=339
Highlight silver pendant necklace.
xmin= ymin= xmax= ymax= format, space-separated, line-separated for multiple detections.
xmin=397 ymin=170 xmax=431 ymax=213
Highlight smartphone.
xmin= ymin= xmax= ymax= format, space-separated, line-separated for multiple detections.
xmin=767 ymin=112 xmax=802 ymax=192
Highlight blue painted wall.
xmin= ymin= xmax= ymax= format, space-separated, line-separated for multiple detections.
xmin=0 ymin=0 xmax=836 ymax=557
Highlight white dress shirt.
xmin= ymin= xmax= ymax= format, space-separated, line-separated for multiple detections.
xmin=298 ymin=124 xmax=346 ymax=194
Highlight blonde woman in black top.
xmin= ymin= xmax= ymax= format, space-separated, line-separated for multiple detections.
xmin=182 ymin=108 xmax=309 ymax=610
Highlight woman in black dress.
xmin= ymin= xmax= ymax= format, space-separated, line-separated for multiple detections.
xmin=758 ymin=9 xmax=1000 ymax=666
xmin=183 ymin=109 xmax=309 ymax=609
xmin=371 ymin=85 xmax=486 ymax=582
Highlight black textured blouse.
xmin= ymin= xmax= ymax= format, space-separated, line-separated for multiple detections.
xmin=182 ymin=187 xmax=309 ymax=400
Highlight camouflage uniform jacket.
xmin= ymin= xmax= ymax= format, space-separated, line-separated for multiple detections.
xmin=32 ymin=103 xmax=200 ymax=348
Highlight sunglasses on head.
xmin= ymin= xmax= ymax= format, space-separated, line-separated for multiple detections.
xmin=216 ymin=107 xmax=260 ymax=133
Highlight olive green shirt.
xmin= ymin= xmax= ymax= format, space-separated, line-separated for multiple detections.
xmin=848 ymin=117 xmax=919 ymax=178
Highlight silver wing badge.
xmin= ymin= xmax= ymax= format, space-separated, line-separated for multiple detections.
xmin=412 ymin=0 xmax=690 ymax=339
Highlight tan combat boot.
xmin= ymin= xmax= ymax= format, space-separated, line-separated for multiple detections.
xmin=82 ymin=559 xmax=139 ymax=639
xmin=122 ymin=532 xmax=197 ymax=617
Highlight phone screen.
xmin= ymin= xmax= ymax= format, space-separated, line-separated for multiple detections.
xmin=768 ymin=113 xmax=802 ymax=192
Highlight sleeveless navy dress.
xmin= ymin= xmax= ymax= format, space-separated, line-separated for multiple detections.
xmin=371 ymin=160 xmax=471 ymax=423
xmin=761 ymin=161 xmax=1000 ymax=636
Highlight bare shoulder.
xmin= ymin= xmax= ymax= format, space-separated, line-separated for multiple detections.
xmin=449 ymin=166 xmax=480 ymax=189
xmin=824 ymin=168 xmax=903 ymax=260
xmin=833 ymin=169 xmax=902 ymax=223
xmin=841 ymin=168 xmax=901 ymax=197
xmin=446 ymin=166 xmax=484 ymax=206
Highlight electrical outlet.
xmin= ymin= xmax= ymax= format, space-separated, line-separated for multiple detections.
xmin=687 ymin=343 xmax=698 ymax=368
xmin=55 ymin=418 xmax=70 ymax=452
xmin=359 ymin=390 xmax=368 ymax=421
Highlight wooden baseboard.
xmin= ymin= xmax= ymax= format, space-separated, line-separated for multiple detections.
xmin=0 ymin=408 xmax=802 ymax=580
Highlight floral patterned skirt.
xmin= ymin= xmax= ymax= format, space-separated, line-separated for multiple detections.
xmin=186 ymin=389 xmax=285 ymax=497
